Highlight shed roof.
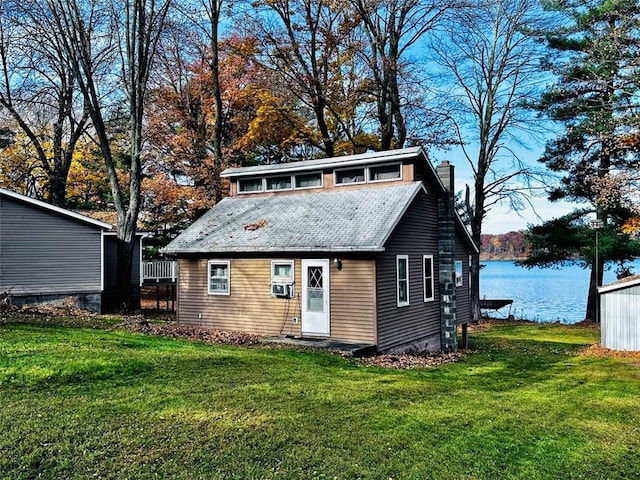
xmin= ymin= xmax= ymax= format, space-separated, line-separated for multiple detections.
xmin=221 ymin=147 xmax=425 ymax=178
xmin=0 ymin=188 xmax=112 ymax=230
xmin=598 ymin=275 xmax=640 ymax=294
xmin=163 ymin=182 xmax=425 ymax=254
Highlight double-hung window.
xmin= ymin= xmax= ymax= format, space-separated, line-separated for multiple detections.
xmin=208 ymin=260 xmax=230 ymax=295
xmin=272 ymin=260 xmax=294 ymax=282
xmin=271 ymin=260 xmax=294 ymax=297
xmin=396 ymin=255 xmax=409 ymax=306
xmin=423 ymin=255 xmax=434 ymax=302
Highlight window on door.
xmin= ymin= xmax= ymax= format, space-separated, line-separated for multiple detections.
xmin=396 ymin=255 xmax=409 ymax=306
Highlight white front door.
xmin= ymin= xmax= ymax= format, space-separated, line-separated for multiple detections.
xmin=301 ymin=259 xmax=330 ymax=336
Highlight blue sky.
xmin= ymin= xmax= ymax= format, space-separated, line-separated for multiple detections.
xmin=430 ymin=143 xmax=579 ymax=235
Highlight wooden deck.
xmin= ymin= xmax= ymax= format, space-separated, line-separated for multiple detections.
xmin=142 ymin=260 xmax=176 ymax=285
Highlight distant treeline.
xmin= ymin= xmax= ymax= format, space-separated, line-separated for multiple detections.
xmin=481 ymin=231 xmax=529 ymax=260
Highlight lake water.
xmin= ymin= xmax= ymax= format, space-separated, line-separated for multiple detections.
xmin=480 ymin=259 xmax=640 ymax=324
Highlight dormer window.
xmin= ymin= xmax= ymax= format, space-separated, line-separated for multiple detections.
xmin=369 ymin=163 xmax=401 ymax=182
xmin=294 ymin=172 xmax=322 ymax=189
xmin=335 ymin=167 xmax=365 ymax=185
xmin=266 ymin=175 xmax=292 ymax=191
xmin=239 ymin=178 xmax=264 ymax=193
xmin=233 ymin=161 xmax=401 ymax=195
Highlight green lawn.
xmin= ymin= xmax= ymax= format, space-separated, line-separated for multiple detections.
xmin=1 ymin=316 xmax=639 ymax=480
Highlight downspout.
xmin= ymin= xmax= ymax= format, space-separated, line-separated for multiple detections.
xmin=436 ymin=161 xmax=457 ymax=352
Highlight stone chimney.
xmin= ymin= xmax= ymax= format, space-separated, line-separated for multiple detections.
xmin=436 ymin=160 xmax=457 ymax=352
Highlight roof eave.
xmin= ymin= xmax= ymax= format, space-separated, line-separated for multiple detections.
xmin=598 ymin=277 xmax=640 ymax=294
xmin=0 ymin=187 xmax=113 ymax=230
xmin=221 ymin=147 xmax=424 ymax=178
xmin=161 ymin=246 xmax=386 ymax=256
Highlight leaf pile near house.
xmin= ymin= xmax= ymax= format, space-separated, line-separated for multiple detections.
xmin=163 ymin=147 xmax=477 ymax=353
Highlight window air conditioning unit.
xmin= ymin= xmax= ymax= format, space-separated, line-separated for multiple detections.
xmin=272 ymin=282 xmax=293 ymax=298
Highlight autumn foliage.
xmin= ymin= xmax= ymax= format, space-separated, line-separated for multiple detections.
xmin=480 ymin=231 xmax=529 ymax=260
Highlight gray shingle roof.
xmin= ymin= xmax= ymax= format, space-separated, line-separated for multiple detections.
xmin=163 ymin=182 xmax=425 ymax=254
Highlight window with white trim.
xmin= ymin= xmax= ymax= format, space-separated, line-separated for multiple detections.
xmin=294 ymin=172 xmax=322 ymax=188
xmin=238 ymin=178 xmax=263 ymax=193
xmin=271 ymin=260 xmax=294 ymax=297
xmin=368 ymin=163 xmax=401 ymax=182
xmin=271 ymin=260 xmax=294 ymax=283
xmin=266 ymin=175 xmax=292 ymax=191
xmin=335 ymin=167 xmax=365 ymax=185
xmin=208 ymin=260 xmax=230 ymax=295
xmin=396 ymin=255 xmax=409 ymax=306
xmin=455 ymin=260 xmax=463 ymax=286
xmin=423 ymin=255 xmax=434 ymax=302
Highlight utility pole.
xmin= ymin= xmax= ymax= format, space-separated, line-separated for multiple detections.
xmin=590 ymin=219 xmax=604 ymax=324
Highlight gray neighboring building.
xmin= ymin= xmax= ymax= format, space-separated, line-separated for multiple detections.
xmin=599 ymin=275 xmax=640 ymax=351
xmin=0 ymin=188 xmax=143 ymax=312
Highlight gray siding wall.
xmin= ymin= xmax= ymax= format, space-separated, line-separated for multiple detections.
xmin=455 ymin=238 xmax=471 ymax=324
xmin=0 ymin=195 xmax=103 ymax=295
xmin=104 ymin=235 xmax=142 ymax=286
xmin=375 ymin=191 xmax=442 ymax=352
xmin=601 ymin=285 xmax=640 ymax=351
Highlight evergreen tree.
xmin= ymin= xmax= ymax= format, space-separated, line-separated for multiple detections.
xmin=526 ymin=0 xmax=640 ymax=320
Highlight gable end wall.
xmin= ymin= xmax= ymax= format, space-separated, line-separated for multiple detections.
xmin=375 ymin=191 xmax=471 ymax=352
xmin=375 ymin=191 xmax=442 ymax=352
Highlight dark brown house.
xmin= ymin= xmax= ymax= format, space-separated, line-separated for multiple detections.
xmin=163 ymin=147 xmax=477 ymax=353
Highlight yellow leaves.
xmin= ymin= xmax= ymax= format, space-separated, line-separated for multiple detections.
xmin=66 ymin=140 xmax=110 ymax=208
xmin=334 ymin=132 xmax=379 ymax=155
xmin=237 ymin=89 xmax=311 ymax=154
xmin=622 ymin=217 xmax=640 ymax=238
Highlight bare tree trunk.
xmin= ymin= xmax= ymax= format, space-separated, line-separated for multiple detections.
xmin=207 ymin=0 xmax=224 ymax=203
xmin=351 ymin=0 xmax=449 ymax=151
xmin=47 ymin=0 xmax=171 ymax=311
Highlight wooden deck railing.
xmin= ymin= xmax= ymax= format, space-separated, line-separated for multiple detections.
xmin=143 ymin=260 xmax=177 ymax=283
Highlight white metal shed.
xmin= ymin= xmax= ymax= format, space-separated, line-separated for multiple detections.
xmin=598 ymin=275 xmax=640 ymax=351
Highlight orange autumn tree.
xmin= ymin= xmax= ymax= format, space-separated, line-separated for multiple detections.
xmin=140 ymin=170 xmax=212 ymax=257
xmin=146 ymin=34 xmax=307 ymax=202
xmin=236 ymin=88 xmax=315 ymax=164
xmin=593 ymin=170 xmax=640 ymax=239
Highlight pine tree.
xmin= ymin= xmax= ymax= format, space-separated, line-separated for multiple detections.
xmin=528 ymin=0 xmax=640 ymax=320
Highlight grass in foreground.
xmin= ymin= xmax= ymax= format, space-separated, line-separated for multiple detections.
xmin=1 ymin=316 xmax=639 ymax=480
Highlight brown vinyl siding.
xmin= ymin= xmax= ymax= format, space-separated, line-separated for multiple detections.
xmin=0 ymin=195 xmax=103 ymax=295
xmin=329 ymin=259 xmax=376 ymax=343
xmin=177 ymin=257 xmax=376 ymax=343
xmin=375 ymin=190 xmax=441 ymax=351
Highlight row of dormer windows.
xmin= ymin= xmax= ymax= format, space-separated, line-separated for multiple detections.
xmin=237 ymin=162 xmax=402 ymax=194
